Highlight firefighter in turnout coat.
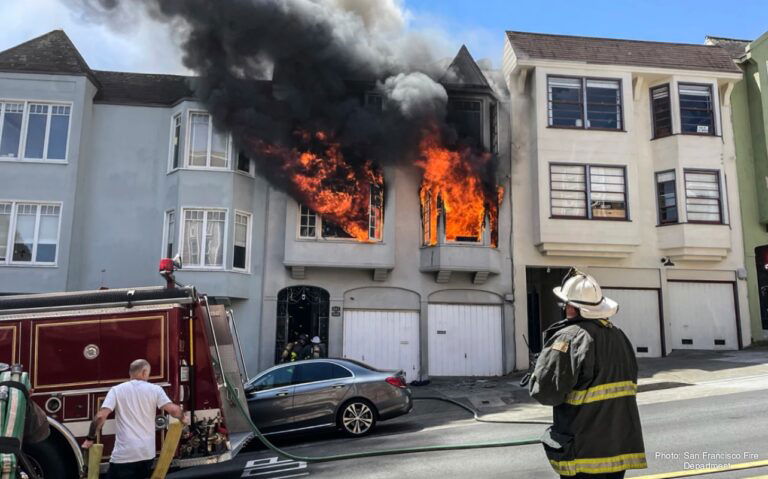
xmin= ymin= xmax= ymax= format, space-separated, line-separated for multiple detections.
xmin=528 ymin=270 xmax=646 ymax=478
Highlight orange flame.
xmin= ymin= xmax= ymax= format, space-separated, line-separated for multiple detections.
xmin=253 ymin=131 xmax=383 ymax=241
xmin=418 ymin=127 xmax=502 ymax=246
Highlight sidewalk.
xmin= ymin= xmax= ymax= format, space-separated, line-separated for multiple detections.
xmin=412 ymin=345 xmax=768 ymax=420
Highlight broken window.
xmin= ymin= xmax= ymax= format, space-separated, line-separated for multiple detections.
xmin=447 ymin=99 xmax=482 ymax=146
xmin=365 ymin=92 xmax=383 ymax=113
xmin=368 ymin=184 xmax=383 ymax=241
xmin=298 ymin=184 xmax=383 ymax=241
xmin=188 ymin=112 xmax=230 ymax=168
xmin=237 ymin=151 xmax=252 ymax=174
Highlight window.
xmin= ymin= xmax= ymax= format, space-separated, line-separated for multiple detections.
xmin=170 ymin=114 xmax=181 ymax=169
xmin=233 ymin=211 xmax=251 ymax=271
xmin=368 ymin=184 xmax=383 ymax=241
xmin=181 ymin=209 xmax=226 ymax=268
xmin=447 ymin=99 xmax=482 ymax=146
xmin=550 ymin=164 xmax=627 ymax=220
xmin=294 ymin=363 xmax=351 ymax=384
xmin=0 ymin=202 xmax=61 ymax=265
xmin=251 ymin=365 xmax=295 ymax=391
xmin=547 ymin=77 xmax=622 ymax=130
xmin=0 ymin=103 xmax=23 ymax=158
xmin=24 ymin=104 xmax=71 ymax=160
xmin=656 ymin=171 xmax=678 ymax=224
xmin=679 ymin=84 xmax=715 ymax=135
xmin=650 ymin=84 xmax=672 ymax=138
xmin=299 ymin=185 xmax=383 ymax=241
xmin=684 ymin=170 xmax=722 ymax=223
xmin=364 ymin=92 xmax=383 ymax=112
xmin=299 ymin=205 xmax=317 ymax=238
xmin=489 ymin=102 xmax=498 ymax=154
xmin=164 ymin=210 xmax=175 ymax=258
xmin=187 ymin=112 xmax=229 ymax=168
xmin=237 ymin=151 xmax=251 ymax=174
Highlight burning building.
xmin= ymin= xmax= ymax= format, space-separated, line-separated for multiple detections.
xmin=0 ymin=0 xmax=515 ymax=378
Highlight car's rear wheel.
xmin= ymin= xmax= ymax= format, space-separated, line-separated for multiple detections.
xmin=338 ymin=399 xmax=377 ymax=436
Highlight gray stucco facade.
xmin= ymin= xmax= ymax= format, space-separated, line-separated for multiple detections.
xmin=0 ymin=31 xmax=516 ymax=379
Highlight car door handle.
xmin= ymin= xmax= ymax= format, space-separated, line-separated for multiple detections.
xmin=332 ymin=384 xmax=347 ymax=389
xmin=276 ymin=392 xmax=289 ymax=397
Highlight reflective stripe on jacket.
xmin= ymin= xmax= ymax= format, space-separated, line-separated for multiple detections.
xmin=528 ymin=317 xmax=647 ymax=476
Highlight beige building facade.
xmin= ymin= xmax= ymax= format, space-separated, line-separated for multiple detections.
xmin=502 ymin=32 xmax=750 ymax=366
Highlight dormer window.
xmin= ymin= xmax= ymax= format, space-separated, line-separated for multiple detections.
xmin=547 ymin=76 xmax=622 ymax=131
xmin=447 ymin=99 xmax=482 ymax=146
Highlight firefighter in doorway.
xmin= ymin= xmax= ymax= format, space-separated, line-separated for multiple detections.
xmin=527 ymin=269 xmax=646 ymax=478
xmin=301 ymin=336 xmax=327 ymax=359
xmin=280 ymin=334 xmax=308 ymax=363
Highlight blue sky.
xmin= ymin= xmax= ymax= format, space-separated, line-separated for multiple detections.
xmin=0 ymin=0 xmax=765 ymax=74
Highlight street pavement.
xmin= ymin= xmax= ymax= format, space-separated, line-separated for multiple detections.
xmin=169 ymin=347 xmax=768 ymax=479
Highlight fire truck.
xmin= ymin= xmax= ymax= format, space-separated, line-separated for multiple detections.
xmin=0 ymin=258 xmax=253 ymax=478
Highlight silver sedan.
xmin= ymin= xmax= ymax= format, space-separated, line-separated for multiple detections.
xmin=245 ymin=358 xmax=412 ymax=436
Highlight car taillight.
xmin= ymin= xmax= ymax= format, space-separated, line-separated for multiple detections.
xmin=385 ymin=376 xmax=406 ymax=388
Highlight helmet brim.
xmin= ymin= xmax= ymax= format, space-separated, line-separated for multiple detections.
xmin=553 ymin=286 xmax=619 ymax=319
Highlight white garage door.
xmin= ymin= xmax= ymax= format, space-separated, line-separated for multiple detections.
xmin=342 ymin=310 xmax=420 ymax=381
xmin=428 ymin=304 xmax=502 ymax=376
xmin=603 ymin=288 xmax=662 ymax=358
xmin=668 ymin=282 xmax=739 ymax=350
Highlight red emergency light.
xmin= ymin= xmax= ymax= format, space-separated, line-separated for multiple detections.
xmin=159 ymin=258 xmax=175 ymax=273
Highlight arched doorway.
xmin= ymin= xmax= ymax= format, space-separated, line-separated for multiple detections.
xmin=275 ymin=286 xmax=330 ymax=363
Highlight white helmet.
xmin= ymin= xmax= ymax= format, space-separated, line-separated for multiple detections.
xmin=311 ymin=336 xmax=321 ymax=344
xmin=553 ymin=269 xmax=619 ymax=319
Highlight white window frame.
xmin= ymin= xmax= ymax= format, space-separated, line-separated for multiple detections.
xmin=179 ymin=207 xmax=228 ymax=270
xmin=232 ymin=210 xmax=252 ymax=272
xmin=297 ymin=194 xmax=384 ymax=243
xmin=235 ymin=151 xmax=255 ymax=176
xmin=168 ymin=112 xmax=182 ymax=172
xmin=161 ymin=209 xmax=176 ymax=259
xmin=0 ymin=99 xmax=73 ymax=163
xmin=0 ymin=200 xmax=63 ymax=266
xmin=184 ymin=110 xmax=231 ymax=170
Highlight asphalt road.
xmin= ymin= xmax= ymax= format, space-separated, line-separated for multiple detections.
xmin=169 ymin=379 xmax=768 ymax=479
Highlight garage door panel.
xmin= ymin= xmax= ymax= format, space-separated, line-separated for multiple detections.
xmin=428 ymin=304 xmax=502 ymax=377
xmin=603 ymin=289 xmax=662 ymax=358
xmin=668 ymin=282 xmax=738 ymax=350
xmin=342 ymin=310 xmax=420 ymax=381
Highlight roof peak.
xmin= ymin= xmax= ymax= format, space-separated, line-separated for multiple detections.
xmin=0 ymin=29 xmax=97 ymax=84
xmin=442 ymin=45 xmax=492 ymax=90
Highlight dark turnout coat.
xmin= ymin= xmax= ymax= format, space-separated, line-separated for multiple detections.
xmin=528 ymin=317 xmax=646 ymax=476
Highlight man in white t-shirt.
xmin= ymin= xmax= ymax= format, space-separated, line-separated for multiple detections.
xmin=81 ymin=359 xmax=185 ymax=479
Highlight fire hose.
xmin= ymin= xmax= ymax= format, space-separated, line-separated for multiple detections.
xmin=223 ymin=380 xmax=549 ymax=463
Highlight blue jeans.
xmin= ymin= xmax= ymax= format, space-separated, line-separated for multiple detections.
xmin=107 ymin=459 xmax=153 ymax=479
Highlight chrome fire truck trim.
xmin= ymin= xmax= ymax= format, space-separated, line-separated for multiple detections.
xmin=47 ymin=416 xmax=85 ymax=472
xmin=31 ymin=383 xmax=172 ymax=398
xmin=0 ymin=297 xmax=194 ymax=317
xmin=0 ymin=303 xmax=181 ymax=321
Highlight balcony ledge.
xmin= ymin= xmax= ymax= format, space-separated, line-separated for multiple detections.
xmin=536 ymin=242 xmax=638 ymax=259
xmin=420 ymin=244 xmax=501 ymax=284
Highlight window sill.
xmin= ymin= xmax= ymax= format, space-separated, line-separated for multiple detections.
xmin=295 ymin=238 xmax=384 ymax=244
xmin=234 ymin=170 xmax=255 ymax=178
xmin=177 ymin=267 xmax=226 ymax=272
xmin=546 ymin=126 xmax=626 ymax=133
xmin=176 ymin=166 xmax=233 ymax=173
xmin=231 ymin=268 xmax=251 ymax=275
xmin=0 ymin=158 xmax=68 ymax=164
xmin=656 ymin=221 xmax=729 ymax=227
xmin=549 ymin=216 xmax=631 ymax=222
xmin=1 ymin=263 xmax=58 ymax=268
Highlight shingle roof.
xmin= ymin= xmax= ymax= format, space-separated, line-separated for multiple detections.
xmin=705 ymin=36 xmax=750 ymax=61
xmin=0 ymin=30 xmax=99 ymax=84
xmin=93 ymin=70 xmax=195 ymax=106
xmin=506 ymin=31 xmax=741 ymax=74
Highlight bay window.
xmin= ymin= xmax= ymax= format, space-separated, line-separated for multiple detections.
xmin=298 ymin=185 xmax=383 ymax=241
xmin=656 ymin=171 xmax=678 ymax=224
xmin=181 ymin=209 xmax=226 ymax=268
xmin=0 ymin=201 xmax=61 ymax=265
xmin=550 ymin=164 xmax=627 ymax=220
xmin=188 ymin=112 xmax=229 ymax=168
xmin=650 ymin=84 xmax=672 ymax=139
xmin=0 ymin=103 xmax=23 ymax=158
xmin=548 ymin=77 xmax=622 ymax=130
xmin=170 ymin=113 xmax=181 ymax=169
xmin=163 ymin=210 xmax=175 ymax=258
xmin=684 ymin=170 xmax=722 ymax=223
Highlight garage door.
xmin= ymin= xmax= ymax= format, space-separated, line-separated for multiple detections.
xmin=603 ymin=289 xmax=662 ymax=357
xmin=428 ymin=304 xmax=502 ymax=376
xmin=668 ymin=282 xmax=738 ymax=350
xmin=342 ymin=310 xmax=420 ymax=381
